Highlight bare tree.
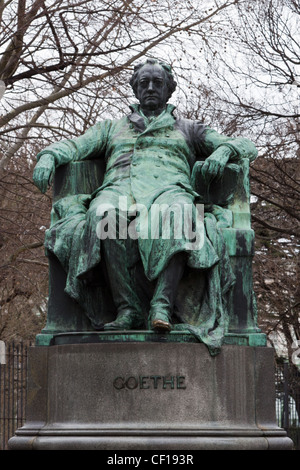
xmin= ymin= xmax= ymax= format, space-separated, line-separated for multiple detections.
xmin=0 ymin=0 xmax=241 ymax=341
xmin=1 ymin=0 xmax=299 ymax=354
xmin=0 ymin=0 xmax=240 ymax=166
xmin=192 ymin=0 xmax=300 ymax=369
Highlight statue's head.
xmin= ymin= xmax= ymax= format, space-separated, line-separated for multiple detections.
xmin=130 ymin=59 xmax=177 ymax=112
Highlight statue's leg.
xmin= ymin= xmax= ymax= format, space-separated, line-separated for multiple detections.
xmin=102 ymin=237 xmax=145 ymax=331
xmin=87 ymin=184 xmax=144 ymax=330
xmin=148 ymin=252 xmax=186 ymax=332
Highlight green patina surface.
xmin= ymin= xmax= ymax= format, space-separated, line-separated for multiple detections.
xmin=33 ymin=63 xmax=261 ymax=355
xmin=36 ymin=331 xmax=266 ymax=347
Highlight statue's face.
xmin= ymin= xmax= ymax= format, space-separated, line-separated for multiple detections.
xmin=135 ymin=64 xmax=169 ymax=112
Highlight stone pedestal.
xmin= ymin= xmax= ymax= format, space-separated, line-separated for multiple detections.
xmin=8 ymin=340 xmax=293 ymax=450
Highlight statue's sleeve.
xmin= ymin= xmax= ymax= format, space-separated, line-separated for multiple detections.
xmin=193 ymin=122 xmax=258 ymax=162
xmin=36 ymin=120 xmax=112 ymax=167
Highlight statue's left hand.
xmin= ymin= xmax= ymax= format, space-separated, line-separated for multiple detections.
xmin=201 ymin=146 xmax=231 ymax=185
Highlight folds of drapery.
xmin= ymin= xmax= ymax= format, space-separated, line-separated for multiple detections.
xmin=45 ymin=186 xmax=235 ymax=355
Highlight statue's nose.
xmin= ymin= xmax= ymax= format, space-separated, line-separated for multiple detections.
xmin=147 ymin=81 xmax=154 ymax=91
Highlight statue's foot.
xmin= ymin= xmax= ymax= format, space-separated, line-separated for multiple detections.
xmin=149 ymin=311 xmax=172 ymax=332
xmin=104 ymin=310 xmax=145 ymax=330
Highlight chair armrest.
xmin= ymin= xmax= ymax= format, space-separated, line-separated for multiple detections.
xmin=53 ymin=160 xmax=105 ymax=202
xmin=191 ymin=160 xmax=251 ymax=229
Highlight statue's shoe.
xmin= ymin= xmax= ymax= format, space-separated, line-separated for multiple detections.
xmin=149 ymin=311 xmax=172 ymax=332
xmin=104 ymin=311 xmax=145 ymax=330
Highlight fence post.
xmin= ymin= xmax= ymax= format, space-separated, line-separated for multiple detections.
xmin=0 ymin=342 xmax=5 ymax=365
xmin=0 ymin=341 xmax=5 ymax=449
xmin=283 ymin=361 xmax=289 ymax=431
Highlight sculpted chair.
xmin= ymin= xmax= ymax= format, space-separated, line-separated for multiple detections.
xmin=36 ymin=158 xmax=266 ymax=347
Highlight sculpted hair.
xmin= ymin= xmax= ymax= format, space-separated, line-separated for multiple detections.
xmin=130 ymin=58 xmax=177 ymax=101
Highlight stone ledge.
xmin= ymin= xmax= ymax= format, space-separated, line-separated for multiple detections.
xmin=35 ymin=330 xmax=267 ymax=347
xmin=9 ymin=432 xmax=292 ymax=451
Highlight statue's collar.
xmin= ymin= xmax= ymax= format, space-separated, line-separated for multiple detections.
xmin=129 ymin=103 xmax=176 ymax=116
xmin=128 ymin=103 xmax=176 ymax=133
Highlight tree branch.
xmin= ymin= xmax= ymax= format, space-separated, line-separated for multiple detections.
xmin=252 ymin=214 xmax=300 ymax=237
xmin=8 ymin=241 xmax=44 ymax=262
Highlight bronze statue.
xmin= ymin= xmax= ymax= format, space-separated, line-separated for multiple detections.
xmin=33 ymin=59 xmax=258 ymax=354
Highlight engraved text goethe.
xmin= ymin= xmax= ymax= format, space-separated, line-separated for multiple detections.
xmin=113 ymin=375 xmax=186 ymax=390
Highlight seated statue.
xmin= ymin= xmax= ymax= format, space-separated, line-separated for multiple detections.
xmin=33 ymin=59 xmax=258 ymax=355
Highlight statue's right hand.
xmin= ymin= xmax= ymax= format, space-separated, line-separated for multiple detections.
xmin=33 ymin=154 xmax=55 ymax=194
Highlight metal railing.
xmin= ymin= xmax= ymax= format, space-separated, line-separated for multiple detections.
xmin=275 ymin=361 xmax=300 ymax=450
xmin=0 ymin=341 xmax=30 ymax=450
xmin=0 ymin=341 xmax=299 ymax=450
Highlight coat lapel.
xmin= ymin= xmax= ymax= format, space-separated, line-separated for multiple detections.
xmin=128 ymin=106 xmax=146 ymax=132
xmin=128 ymin=104 xmax=176 ymax=135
